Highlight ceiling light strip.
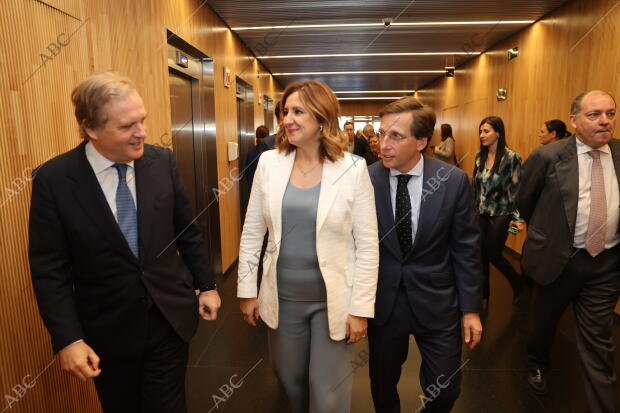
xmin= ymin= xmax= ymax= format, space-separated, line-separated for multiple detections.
xmin=334 ymin=90 xmax=415 ymax=94
xmin=257 ymin=52 xmax=480 ymax=58
xmin=273 ymin=70 xmax=443 ymax=75
xmin=231 ymin=20 xmax=534 ymax=31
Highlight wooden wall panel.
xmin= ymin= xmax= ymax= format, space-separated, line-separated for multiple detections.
xmin=418 ymin=0 xmax=620 ymax=253
xmin=340 ymin=101 xmax=386 ymax=116
xmin=0 ymin=0 xmax=281 ymax=411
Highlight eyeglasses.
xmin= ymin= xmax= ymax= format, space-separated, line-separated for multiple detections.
xmin=376 ymin=129 xmax=409 ymax=142
xmin=583 ymin=110 xmax=616 ymax=121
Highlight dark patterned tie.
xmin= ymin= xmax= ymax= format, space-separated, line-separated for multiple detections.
xmin=113 ymin=163 xmax=139 ymax=258
xmin=395 ymin=174 xmax=413 ymax=256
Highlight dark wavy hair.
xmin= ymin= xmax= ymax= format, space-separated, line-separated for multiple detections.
xmin=477 ymin=116 xmax=507 ymax=176
xmin=440 ymin=123 xmax=453 ymax=141
xmin=544 ymin=119 xmax=570 ymax=139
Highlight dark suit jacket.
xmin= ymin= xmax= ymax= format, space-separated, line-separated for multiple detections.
xmin=517 ymin=135 xmax=620 ymax=285
xmin=28 ymin=142 xmax=214 ymax=359
xmin=368 ymin=157 xmax=482 ymax=329
xmin=354 ymin=136 xmax=371 ymax=158
xmin=258 ymin=133 xmax=277 ymax=152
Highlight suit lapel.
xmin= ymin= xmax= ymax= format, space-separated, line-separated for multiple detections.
xmin=374 ymin=163 xmax=403 ymax=260
xmin=135 ymin=153 xmax=158 ymax=264
xmin=68 ymin=143 xmax=138 ymax=264
xmin=269 ymin=151 xmax=295 ymax=247
xmin=411 ymin=157 xmax=446 ymax=255
xmin=554 ymin=136 xmax=579 ymax=240
xmin=316 ymin=156 xmax=347 ymax=233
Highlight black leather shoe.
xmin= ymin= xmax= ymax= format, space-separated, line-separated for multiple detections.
xmin=527 ymin=368 xmax=548 ymax=394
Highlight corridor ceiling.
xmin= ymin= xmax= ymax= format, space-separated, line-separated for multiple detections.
xmin=206 ymin=0 xmax=570 ymax=100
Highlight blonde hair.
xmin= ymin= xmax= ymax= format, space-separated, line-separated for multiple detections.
xmin=71 ymin=72 xmax=137 ymax=140
xmin=276 ymin=81 xmax=345 ymax=162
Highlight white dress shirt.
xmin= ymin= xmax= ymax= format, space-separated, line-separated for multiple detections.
xmin=389 ymin=155 xmax=425 ymax=243
xmin=573 ymin=138 xmax=620 ymax=249
xmin=85 ymin=142 xmax=137 ymax=221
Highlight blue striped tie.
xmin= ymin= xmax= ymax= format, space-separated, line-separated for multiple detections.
xmin=113 ymin=163 xmax=139 ymax=258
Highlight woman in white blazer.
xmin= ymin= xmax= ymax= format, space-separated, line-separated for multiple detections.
xmin=237 ymin=80 xmax=378 ymax=413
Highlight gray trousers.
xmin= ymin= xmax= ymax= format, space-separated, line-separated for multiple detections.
xmin=268 ymin=299 xmax=355 ymax=413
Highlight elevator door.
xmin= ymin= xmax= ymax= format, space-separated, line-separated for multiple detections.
xmin=169 ymin=72 xmax=197 ymax=214
xmin=237 ymin=80 xmax=254 ymax=224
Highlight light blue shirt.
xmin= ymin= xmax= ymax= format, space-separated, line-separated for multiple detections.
xmin=389 ymin=155 xmax=424 ymax=243
xmin=85 ymin=142 xmax=137 ymax=220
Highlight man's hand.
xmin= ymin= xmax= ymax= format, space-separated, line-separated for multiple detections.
xmin=58 ymin=341 xmax=101 ymax=381
xmin=346 ymin=315 xmax=368 ymax=344
xmin=462 ymin=312 xmax=483 ymax=350
xmin=239 ymin=298 xmax=260 ymax=326
xmin=199 ymin=290 xmax=221 ymax=320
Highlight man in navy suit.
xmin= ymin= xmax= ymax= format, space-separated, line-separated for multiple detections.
xmin=28 ymin=72 xmax=221 ymax=413
xmin=367 ymin=97 xmax=483 ymax=413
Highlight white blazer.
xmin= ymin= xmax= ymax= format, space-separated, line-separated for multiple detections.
xmin=237 ymin=149 xmax=379 ymax=340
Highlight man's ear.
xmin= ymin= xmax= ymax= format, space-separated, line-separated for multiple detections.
xmin=569 ymin=114 xmax=577 ymax=130
xmin=83 ymin=121 xmax=98 ymax=141
xmin=416 ymin=137 xmax=428 ymax=151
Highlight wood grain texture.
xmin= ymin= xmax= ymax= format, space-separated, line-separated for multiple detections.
xmin=340 ymin=101 xmax=386 ymax=116
xmin=418 ymin=0 xmax=620 ymax=253
xmin=0 ymin=0 xmax=281 ymax=411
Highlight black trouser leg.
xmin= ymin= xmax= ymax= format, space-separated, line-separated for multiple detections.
xmin=527 ymin=273 xmax=579 ymax=370
xmin=478 ymin=215 xmax=490 ymax=299
xmin=480 ymin=214 xmax=523 ymax=295
xmin=571 ymin=249 xmax=620 ymax=413
xmin=369 ymin=290 xmax=413 ymax=413
xmin=413 ymin=320 xmax=462 ymax=413
xmin=94 ymin=306 xmax=188 ymax=413
xmin=140 ymin=306 xmax=189 ymax=413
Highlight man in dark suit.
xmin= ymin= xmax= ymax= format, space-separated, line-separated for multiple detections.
xmin=258 ymin=100 xmax=281 ymax=153
xmin=28 ymin=72 xmax=221 ymax=413
xmin=246 ymin=125 xmax=270 ymax=192
xmin=367 ymin=97 xmax=483 ymax=413
xmin=518 ymin=90 xmax=618 ymax=412
xmin=344 ymin=120 xmax=372 ymax=158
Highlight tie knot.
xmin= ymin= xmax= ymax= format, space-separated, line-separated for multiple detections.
xmin=588 ymin=150 xmax=601 ymax=160
xmin=113 ymin=163 xmax=129 ymax=180
xmin=397 ymin=174 xmax=412 ymax=185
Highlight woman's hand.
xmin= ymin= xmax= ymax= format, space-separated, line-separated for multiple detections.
xmin=346 ymin=315 xmax=368 ymax=344
xmin=509 ymin=221 xmax=525 ymax=233
xmin=240 ymin=298 xmax=260 ymax=326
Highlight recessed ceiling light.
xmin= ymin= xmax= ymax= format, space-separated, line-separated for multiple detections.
xmin=334 ymin=90 xmax=415 ymax=94
xmin=273 ymin=70 xmax=443 ymax=75
xmin=258 ymin=52 xmax=480 ymax=58
xmin=231 ymin=20 xmax=534 ymax=30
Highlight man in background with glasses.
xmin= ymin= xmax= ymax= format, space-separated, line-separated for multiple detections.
xmin=367 ymin=96 xmax=483 ymax=413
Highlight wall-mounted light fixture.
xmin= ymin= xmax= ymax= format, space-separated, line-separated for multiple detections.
xmin=445 ymin=66 xmax=455 ymax=77
xmin=507 ymin=47 xmax=519 ymax=60
xmin=497 ymin=88 xmax=507 ymax=101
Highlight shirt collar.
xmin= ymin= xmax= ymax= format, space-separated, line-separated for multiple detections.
xmin=575 ymin=137 xmax=610 ymax=156
xmin=85 ymin=141 xmax=135 ymax=174
xmin=390 ymin=154 xmax=424 ymax=178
